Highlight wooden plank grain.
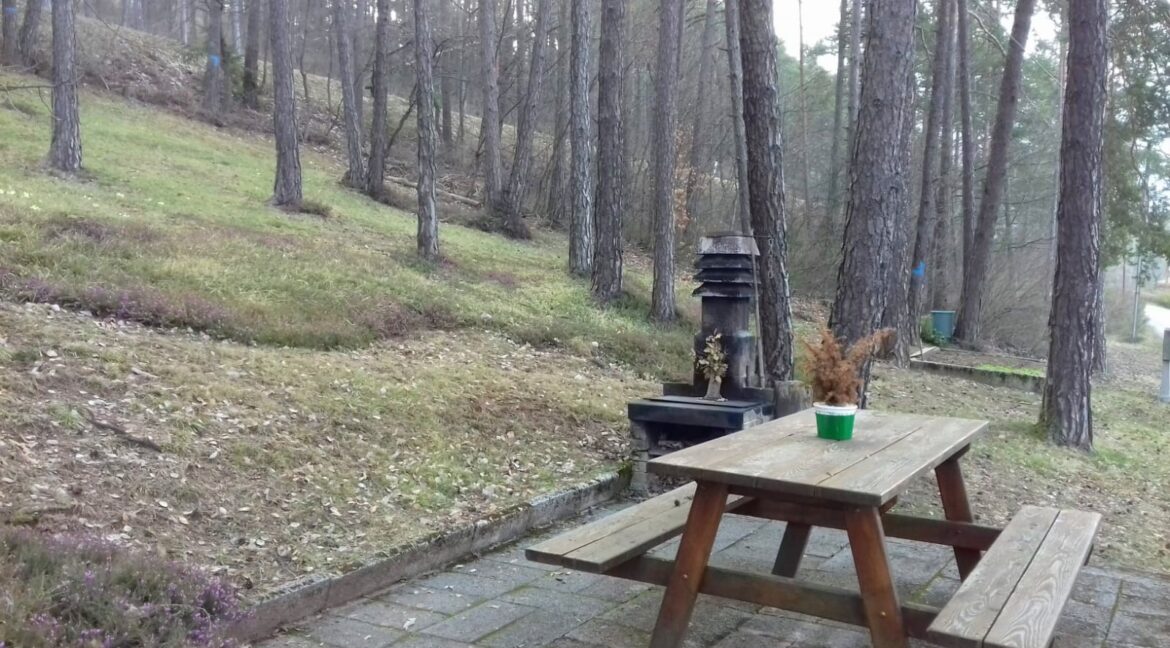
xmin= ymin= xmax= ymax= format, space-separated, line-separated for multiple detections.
xmin=982 ymin=509 xmax=1101 ymax=648
xmin=526 ymin=484 xmax=698 ymax=564
xmin=928 ymin=506 xmax=1060 ymax=648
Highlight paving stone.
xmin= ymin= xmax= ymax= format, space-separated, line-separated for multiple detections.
xmin=416 ymin=571 xmax=521 ymax=599
xmin=420 ymin=601 xmax=535 ymax=643
xmin=1106 ymin=611 xmax=1170 ymax=648
xmin=381 ymin=585 xmax=482 ymax=615
xmin=528 ymin=569 xmax=606 ymax=593
xmin=336 ymin=598 xmax=448 ymax=631
xmin=739 ymin=613 xmax=871 ymax=648
xmin=815 ymin=539 xmax=946 ymax=597
xmin=480 ymin=611 xmax=585 ymax=648
xmin=575 ymin=576 xmax=652 ymax=603
xmin=712 ymin=631 xmax=793 ymax=648
xmin=911 ymin=575 xmax=960 ymax=608
xmin=1117 ymin=573 xmax=1170 ymax=618
xmin=499 ymin=586 xmax=615 ymax=622
xmin=565 ymin=619 xmax=651 ymax=648
xmin=1054 ymin=599 xmax=1112 ymax=643
xmin=482 ymin=546 xmax=562 ymax=571
xmin=1051 ymin=632 xmax=1110 ymax=648
xmin=453 ymin=559 xmax=551 ymax=588
xmin=805 ymin=528 xmax=850 ymax=559
xmin=306 ymin=615 xmax=403 ymax=647
xmin=392 ymin=636 xmax=477 ymax=648
xmin=546 ymin=639 xmax=604 ymax=648
xmin=1072 ymin=567 xmax=1123 ymax=609
xmin=599 ymin=589 xmax=753 ymax=639
xmin=257 ymin=634 xmax=321 ymax=648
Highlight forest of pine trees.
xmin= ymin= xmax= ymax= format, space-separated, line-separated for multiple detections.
xmin=4 ymin=0 xmax=1170 ymax=450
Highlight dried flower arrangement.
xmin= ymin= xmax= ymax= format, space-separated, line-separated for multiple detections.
xmin=800 ymin=326 xmax=892 ymax=406
xmin=696 ymin=331 xmax=728 ymax=400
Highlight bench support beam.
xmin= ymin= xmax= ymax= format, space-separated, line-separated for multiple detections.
xmin=608 ymin=555 xmax=939 ymax=641
xmin=935 ymin=453 xmax=983 ymax=579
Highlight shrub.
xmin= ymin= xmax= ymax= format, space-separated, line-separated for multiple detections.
xmin=0 ymin=530 xmax=243 ymax=648
xmin=800 ymin=326 xmax=891 ymax=406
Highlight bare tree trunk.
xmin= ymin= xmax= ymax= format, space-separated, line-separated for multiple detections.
xmin=796 ymin=0 xmax=811 ymax=216
xmin=931 ymin=7 xmax=957 ymax=311
xmin=499 ymin=0 xmax=549 ymax=238
xmin=18 ymin=0 xmax=43 ymax=68
xmin=335 ymin=0 xmax=365 ymax=188
xmin=2 ymin=0 xmax=18 ymax=66
xmin=591 ymin=0 xmax=624 ymax=302
xmin=366 ymin=0 xmax=390 ymax=198
xmin=202 ymin=0 xmax=227 ymax=118
xmin=740 ymin=0 xmax=794 ymax=382
xmin=908 ymin=0 xmax=955 ymax=327
xmin=954 ymin=0 xmax=1036 ymax=344
xmin=438 ymin=0 xmax=454 ymax=149
xmin=457 ymin=0 xmax=469 ymax=145
xmin=243 ymin=0 xmax=262 ymax=110
xmin=724 ymin=0 xmax=749 ymax=230
xmin=957 ymin=0 xmax=974 ymax=275
xmin=649 ymin=0 xmax=681 ymax=319
xmin=49 ymin=0 xmax=81 ymax=173
xmin=480 ymin=0 xmax=504 ymax=206
xmin=683 ymin=0 xmax=717 ymax=226
xmin=270 ymin=0 xmax=302 ymax=208
xmin=846 ymin=0 xmax=861 ymax=153
xmin=1043 ymin=0 xmax=1106 ymax=450
xmin=232 ymin=0 xmax=244 ymax=55
xmin=825 ymin=0 xmax=849 ymax=225
xmin=416 ymin=0 xmax=440 ymax=259
xmin=545 ymin=0 xmax=569 ymax=227
xmin=568 ymin=0 xmax=593 ymax=277
xmin=829 ymin=0 xmax=917 ymax=400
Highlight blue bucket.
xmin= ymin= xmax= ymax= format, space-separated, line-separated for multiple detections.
xmin=931 ymin=310 xmax=956 ymax=342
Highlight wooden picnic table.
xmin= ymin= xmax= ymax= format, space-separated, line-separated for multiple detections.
xmin=529 ymin=408 xmax=1101 ymax=648
xmin=644 ymin=408 xmax=986 ymax=648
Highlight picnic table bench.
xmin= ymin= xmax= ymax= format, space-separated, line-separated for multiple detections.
xmin=527 ymin=409 xmax=1101 ymax=648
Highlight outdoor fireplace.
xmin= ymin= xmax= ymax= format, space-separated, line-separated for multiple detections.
xmin=628 ymin=233 xmax=791 ymax=493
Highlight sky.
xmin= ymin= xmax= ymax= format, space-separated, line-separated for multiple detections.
xmin=771 ymin=1 xmax=1060 ymax=70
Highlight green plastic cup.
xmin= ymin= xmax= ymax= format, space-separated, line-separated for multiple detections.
xmin=814 ymin=403 xmax=857 ymax=441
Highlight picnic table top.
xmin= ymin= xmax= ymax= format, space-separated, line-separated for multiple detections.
xmin=648 ymin=408 xmax=988 ymax=507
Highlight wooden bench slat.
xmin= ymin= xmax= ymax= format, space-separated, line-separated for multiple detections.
xmin=982 ymin=509 xmax=1101 ymax=648
xmin=526 ymin=484 xmax=746 ymax=573
xmin=927 ymin=506 xmax=1060 ymax=648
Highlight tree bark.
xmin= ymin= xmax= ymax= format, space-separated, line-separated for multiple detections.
xmin=1043 ymin=0 xmax=1107 ymax=450
xmin=202 ymin=0 xmax=227 ymax=117
xmin=739 ymin=0 xmax=794 ymax=382
xmin=270 ymin=0 xmax=302 ymax=208
xmin=480 ymin=0 xmax=504 ymax=206
xmin=49 ymin=0 xmax=81 ymax=174
xmin=846 ymin=0 xmax=861 ymax=155
xmin=957 ymin=0 xmax=974 ymax=279
xmin=438 ymin=0 xmax=454 ymax=148
xmin=591 ymin=0 xmax=624 ymax=302
xmin=2 ymin=0 xmax=18 ymax=66
xmin=825 ymin=0 xmax=849 ymax=225
xmin=829 ymin=0 xmax=917 ymax=400
xmin=545 ymin=0 xmax=569 ymax=227
xmin=243 ymin=0 xmax=262 ymax=109
xmin=18 ymin=0 xmax=43 ymax=68
xmin=649 ymin=0 xmax=681 ymax=319
xmin=366 ymin=0 xmax=390 ymax=198
xmin=931 ymin=5 xmax=957 ymax=310
xmin=499 ymin=0 xmax=549 ymax=239
xmin=682 ymin=0 xmax=717 ymax=226
xmin=908 ymin=0 xmax=955 ymax=328
xmin=724 ymin=0 xmax=750 ymax=231
xmin=335 ymin=0 xmax=366 ymax=188
xmin=567 ymin=0 xmax=593 ymax=277
xmin=416 ymin=0 xmax=440 ymax=260
xmin=796 ymin=0 xmax=811 ymax=216
xmin=954 ymin=0 xmax=1036 ymax=344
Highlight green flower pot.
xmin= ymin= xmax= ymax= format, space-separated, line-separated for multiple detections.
xmin=814 ymin=403 xmax=857 ymax=441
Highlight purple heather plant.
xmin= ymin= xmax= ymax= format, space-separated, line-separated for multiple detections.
xmin=0 ymin=530 xmax=244 ymax=648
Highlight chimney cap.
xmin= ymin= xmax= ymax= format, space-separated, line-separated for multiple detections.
xmin=698 ymin=233 xmax=759 ymax=256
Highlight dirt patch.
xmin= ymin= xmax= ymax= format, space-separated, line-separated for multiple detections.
xmin=923 ymin=347 xmax=1046 ymax=372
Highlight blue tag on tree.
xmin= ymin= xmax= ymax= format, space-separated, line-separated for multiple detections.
xmin=912 ymin=261 xmax=926 ymax=278
xmin=2 ymin=6 xmax=17 ymax=14
xmin=209 ymin=54 xmax=222 ymax=68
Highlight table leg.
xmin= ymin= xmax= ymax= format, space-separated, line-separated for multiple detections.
xmin=771 ymin=522 xmax=812 ymax=577
xmin=935 ymin=454 xmax=982 ymax=580
xmin=845 ymin=506 xmax=908 ymax=648
xmin=649 ymin=481 xmax=728 ymax=648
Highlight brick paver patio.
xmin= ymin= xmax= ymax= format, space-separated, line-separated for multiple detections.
xmin=259 ymin=501 xmax=1170 ymax=648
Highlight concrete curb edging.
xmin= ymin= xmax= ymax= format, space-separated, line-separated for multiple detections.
xmin=909 ymin=358 xmax=1045 ymax=394
xmin=230 ymin=471 xmax=629 ymax=643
